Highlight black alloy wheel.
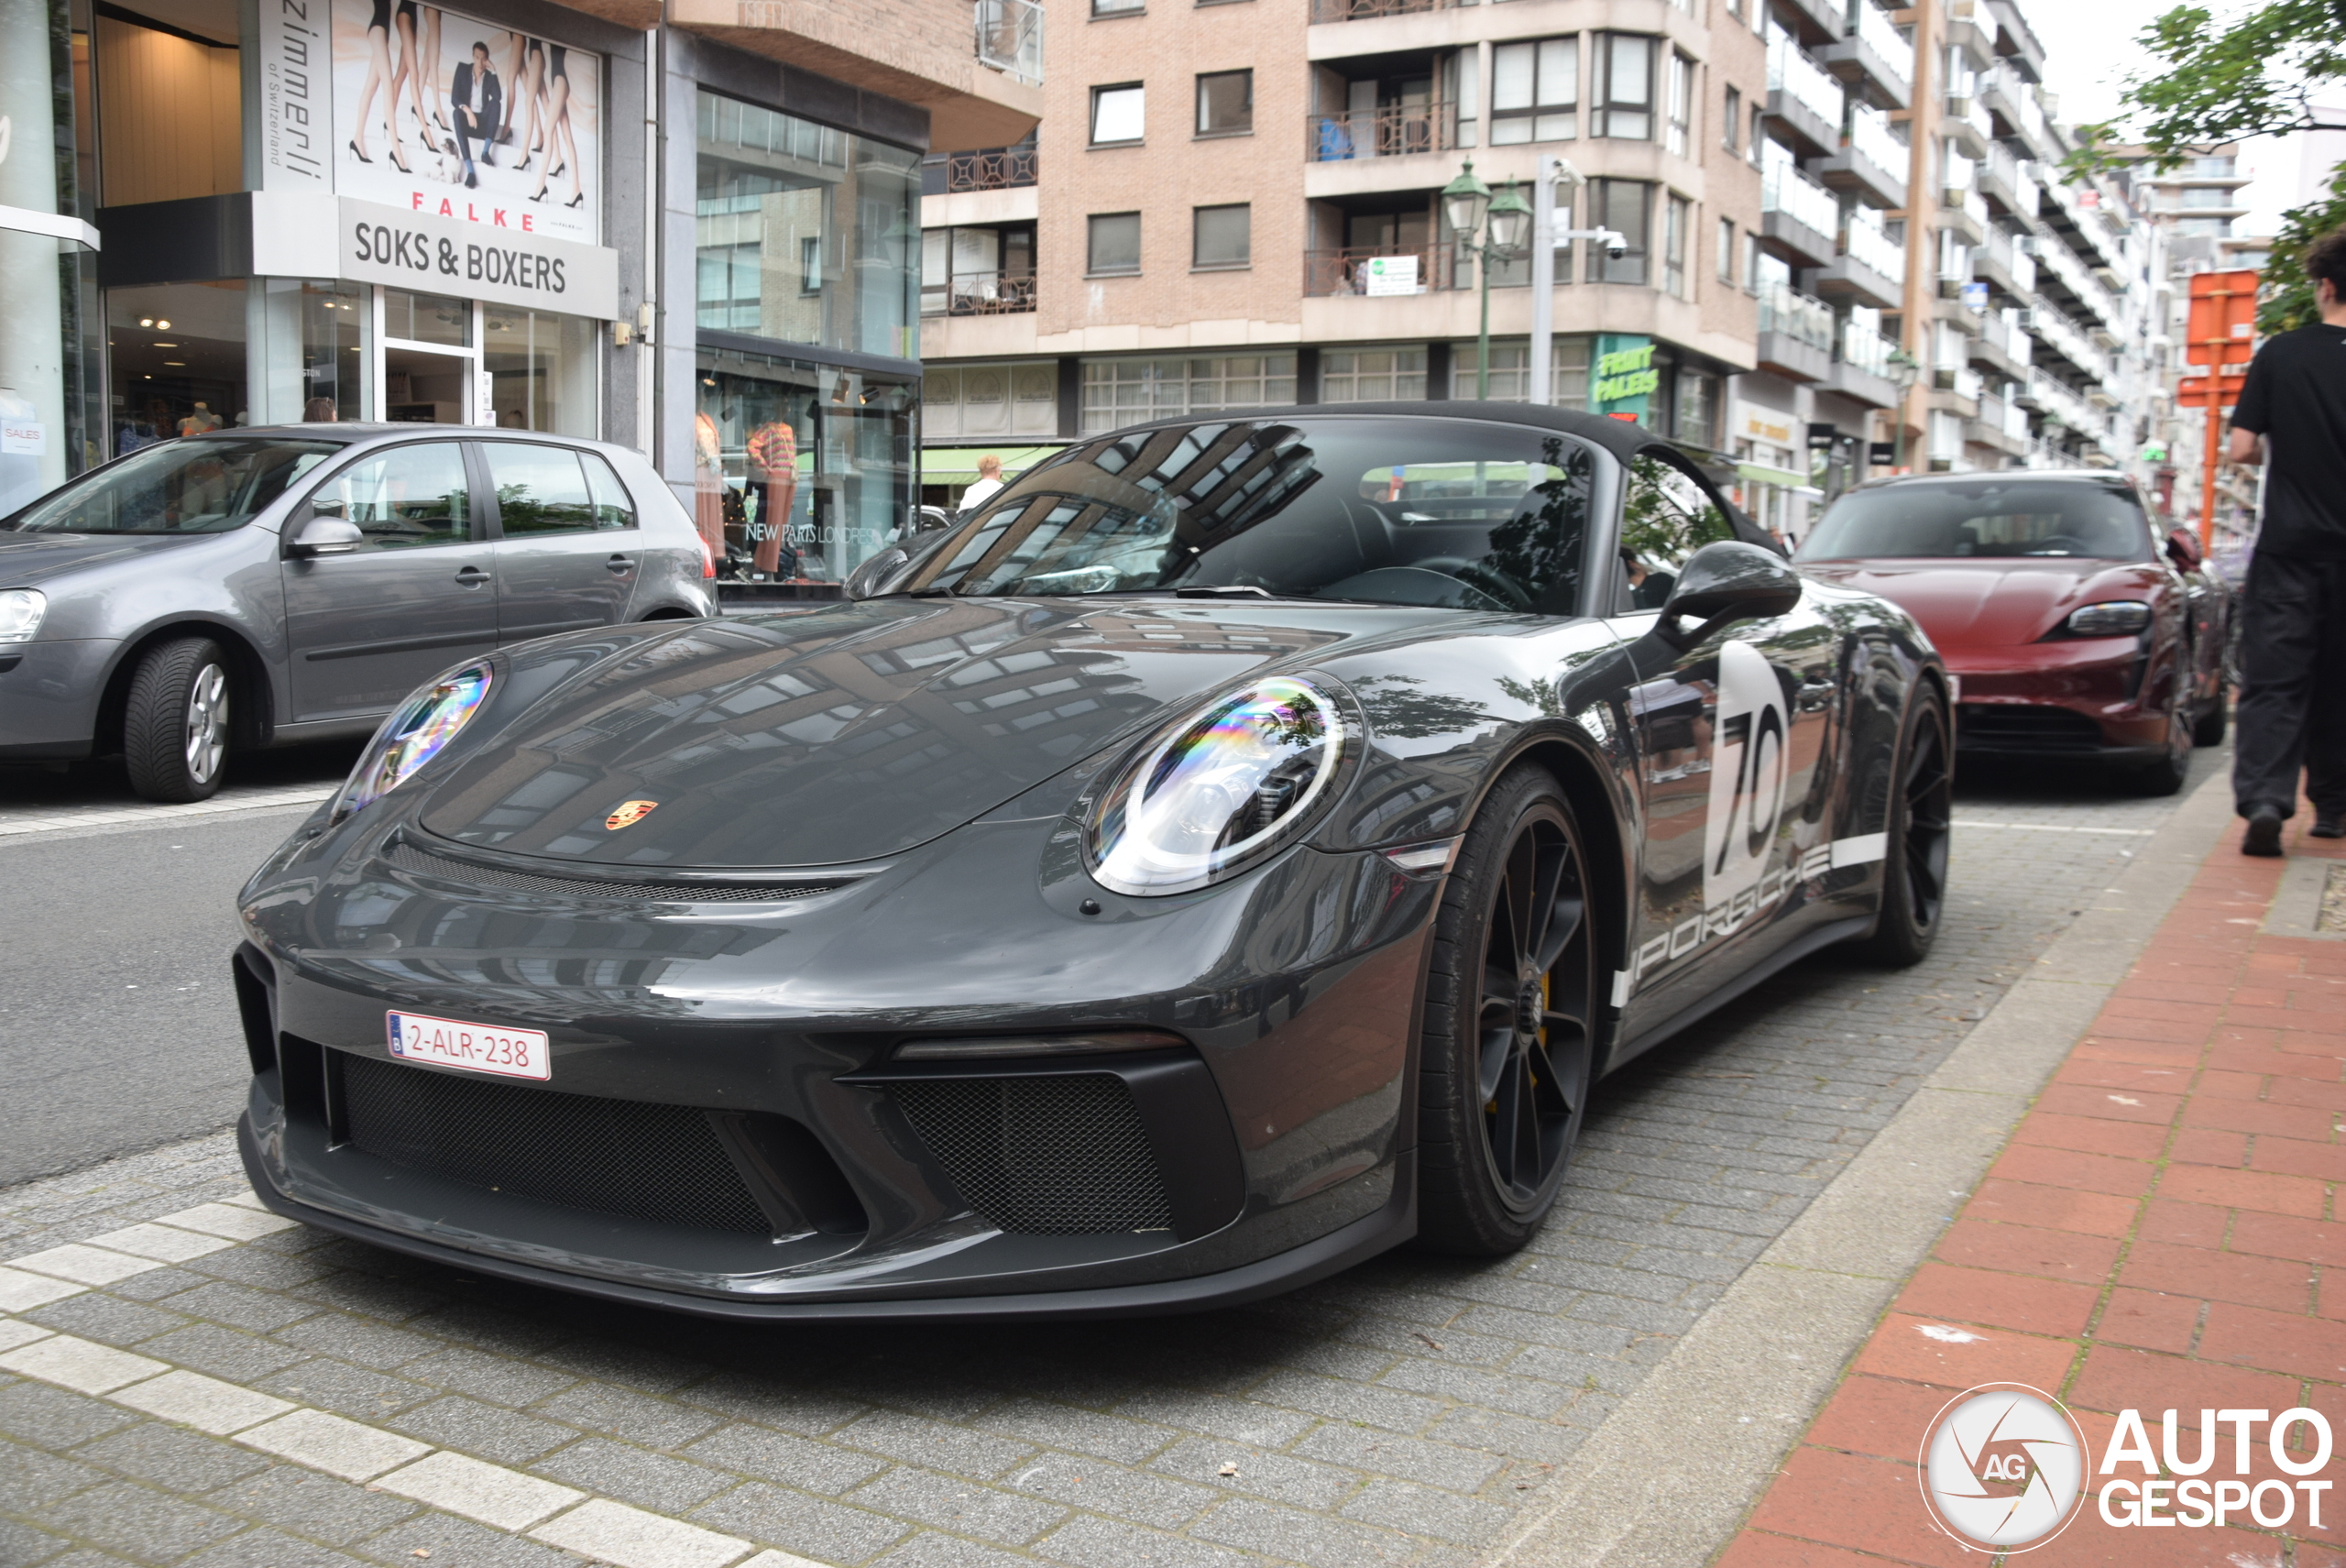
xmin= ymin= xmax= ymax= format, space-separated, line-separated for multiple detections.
xmin=1417 ymin=766 xmax=1597 ymax=1255
xmin=1857 ymin=683 xmax=1952 ymax=966
xmin=2126 ymin=695 xmax=2193 ymax=797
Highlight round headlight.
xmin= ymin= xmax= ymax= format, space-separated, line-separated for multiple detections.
xmin=1084 ymin=676 xmax=1357 ymax=896
xmin=2066 ymin=601 xmax=2152 ymax=637
xmin=0 ymin=588 xmax=47 ymax=642
xmin=335 ymin=663 xmax=494 ymax=819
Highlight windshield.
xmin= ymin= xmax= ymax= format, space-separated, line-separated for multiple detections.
xmin=1797 ymin=478 xmax=2154 ymax=562
xmin=2 ymin=438 xmax=343 ymax=534
xmin=904 ymin=417 xmax=1597 ymax=614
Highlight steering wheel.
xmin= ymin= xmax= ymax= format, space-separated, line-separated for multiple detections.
xmin=1409 ymin=556 xmax=1536 ymax=611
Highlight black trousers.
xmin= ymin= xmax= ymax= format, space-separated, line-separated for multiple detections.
xmin=455 ymin=104 xmax=499 ymax=164
xmin=2232 ymin=550 xmax=2346 ymax=817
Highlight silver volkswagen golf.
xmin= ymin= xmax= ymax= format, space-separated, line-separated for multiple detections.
xmin=0 ymin=426 xmax=714 ymax=801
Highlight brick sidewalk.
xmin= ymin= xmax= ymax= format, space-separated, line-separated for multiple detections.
xmin=1718 ymin=810 xmax=2346 ymax=1566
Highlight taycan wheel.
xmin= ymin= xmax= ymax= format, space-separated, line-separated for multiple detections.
xmin=1855 ymin=682 xmax=1952 ymax=967
xmin=2125 ymin=698 xmax=2192 ymax=797
xmin=124 ymin=636 xmax=230 ymax=803
xmin=1415 ymin=766 xmax=1596 ymax=1256
xmin=2192 ymin=678 xmax=2229 ymax=747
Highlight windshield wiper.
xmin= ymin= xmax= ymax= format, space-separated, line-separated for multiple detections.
xmin=1174 ymin=584 xmax=1273 ymax=598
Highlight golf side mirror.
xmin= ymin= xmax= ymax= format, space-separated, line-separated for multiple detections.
xmin=1654 ymin=541 xmax=1803 ymax=649
xmin=290 ymin=516 xmax=364 ymax=558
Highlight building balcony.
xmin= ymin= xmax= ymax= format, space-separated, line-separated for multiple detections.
xmin=1814 ymin=249 xmax=1903 ymax=311
xmin=668 ymin=0 xmax=1041 ymax=150
xmin=1766 ymin=90 xmax=1841 ymax=160
xmin=1776 ymin=0 xmax=1848 ymax=48
xmin=1945 ymin=0 xmax=1995 ymax=67
xmin=1984 ymin=0 xmax=2047 ymax=77
xmin=1758 ymin=283 xmax=1836 ymax=381
xmin=1762 ymin=166 xmax=1842 ymax=267
xmin=1814 ymin=144 xmax=1907 ymax=211
xmin=1942 ymin=97 xmax=1991 ymax=159
xmin=1309 ymin=105 xmax=1456 ymax=163
xmin=1304 ymin=246 xmax=1456 ymax=297
xmin=1935 ymin=193 xmax=1985 ymax=246
xmin=922 ymin=270 xmax=1036 ymax=318
xmin=1820 ymin=5 xmax=1913 ymax=111
xmin=943 ymin=145 xmax=1036 ymax=193
xmin=1309 ymin=0 xmax=1457 ymax=21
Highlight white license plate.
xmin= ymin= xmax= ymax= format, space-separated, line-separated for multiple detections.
xmin=385 ymin=1011 xmax=551 ymax=1080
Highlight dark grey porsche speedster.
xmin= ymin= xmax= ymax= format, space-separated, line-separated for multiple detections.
xmin=232 ymin=404 xmax=1950 ymax=1320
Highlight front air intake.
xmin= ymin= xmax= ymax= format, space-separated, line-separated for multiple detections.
xmin=339 ymin=1053 xmax=772 ymax=1234
xmin=892 ymin=1074 xmax=1176 ymax=1235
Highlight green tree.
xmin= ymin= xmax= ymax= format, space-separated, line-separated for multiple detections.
xmin=2070 ymin=0 xmax=2346 ymax=332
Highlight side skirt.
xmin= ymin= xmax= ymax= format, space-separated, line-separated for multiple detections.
xmin=1601 ymin=915 xmax=1873 ymax=1074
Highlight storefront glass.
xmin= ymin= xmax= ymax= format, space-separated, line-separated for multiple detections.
xmin=253 ymin=280 xmax=369 ymax=425
xmin=106 ymin=281 xmax=250 ymax=450
xmin=486 ymin=307 xmax=597 ymax=435
xmin=694 ymin=345 xmax=914 ymax=584
xmin=695 ymin=90 xmax=921 ymax=360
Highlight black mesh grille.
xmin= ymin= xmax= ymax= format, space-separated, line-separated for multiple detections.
xmin=386 ymin=842 xmax=842 ymax=904
xmin=339 ymin=1053 xmax=771 ymax=1234
xmin=893 ymin=1076 xmax=1174 ymax=1235
xmin=1957 ymin=704 xmax=2105 ymax=750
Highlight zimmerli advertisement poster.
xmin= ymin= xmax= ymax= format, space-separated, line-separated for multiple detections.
xmin=330 ymin=0 xmax=600 ymax=246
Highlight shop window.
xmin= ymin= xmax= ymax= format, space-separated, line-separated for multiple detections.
xmin=486 ymin=444 xmax=609 ymax=535
xmin=486 ymin=307 xmax=597 ymax=436
xmin=1491 ymin=38 xmax=1575 ymax=144
xmin=1091 ymin=84 xmax=1146 ymax=145
xmin=385 ymin=289 xmax=473 ymax=347
xmin=695 ymin=90 xmax=919 ymax=359
xmin=696 ymin=346 xmax=913 ymax=584
xmin=1090 ymin=213 xmax=1142 ymax=275
xmin=312 ymin=443 xmax=472 ymax=550
xmin=1079 ymin=354 xmax=1295 ymax=433
xmin=926 ymin=363 xmax=1059 ymax=439
xmin=104 ymin=280 xmax=249 ymax=454
xmin=1594 ymin=35 xmax=1654 ymax=140
xmin=1197 ymin=71 xmax=1253 ymax=135
xmin=1320 ymin=347 xmax=1428 ymax=402
xmin=1193 ymin=204 xmax=1251 ymax=269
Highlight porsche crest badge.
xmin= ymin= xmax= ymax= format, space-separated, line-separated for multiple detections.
xmin=605 ymin=799 xmax=659 ymax=831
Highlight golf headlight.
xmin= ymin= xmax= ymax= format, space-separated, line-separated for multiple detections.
xmin=2065 ymin=601 xmax=2151 ymax=637
xmin=1084 ymin=676 xmax=1357 ymax=896
xmin=335 ymin=663 xmax=494 ymax=819
xmin=0 ymin=588 xmax=46 ymax=642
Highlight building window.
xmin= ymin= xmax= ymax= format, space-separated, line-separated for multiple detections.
xmin=1716 ymin=217 xmax=1736 ymax=280
xmin=1450 ymin=341 xmax=1532 ymax=400
xmin=1448 ymin=49 xmax=1478 ymax=148
xmin=921 ymin=225 xmax=1037 ymax=315
xmin=1749 ymin=103 xmax=1765 ymax=164
xmin=1193 ymin=204 xmax=1252 ymax=269
xmin=1091 ymin=84 xmax=1146 ymax=145
xmin=1595 ymin=35 xmax=1654 ymax=140
xmin=1197 ymin=71 xmax=1253 ymax=135
xmin=1090 ymin=213 xmax=1143 ymax=274
xmin=1743 ymin=231 xmax=1761 ymax=291
xmin=1723 ymin=85 xmax=1741 ymax=153
xmin=1589 ymin=179 xmax=1650 ymax=283
xmin=1551 ymin=334 xmax=1592 ymax=409
xmin=1664 ymin=54 xmax=1694 ymax=156
xmin=1320 ymin=346 xmax=1428 ymax=401
xmin=1491 ymin=38 xmax=1576 ymax=144
xmin=1664 ymin=193 xmax=1690 ymax=299
xmin=925 ymin=363 xmax=1060 ymax=440
xmin=694 ymin=90 xmax=919 ymax=358
xmin=1080 ymin=354 xmax=1297 ymax=433
xmin=1094 ymin=0 xmax=1144 ymax=16
xmin=1675 ymin=368 xmax=1719 ymax=447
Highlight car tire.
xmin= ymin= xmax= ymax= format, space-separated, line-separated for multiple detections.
xmin=123 ymin=636 xmax=231 ymax=804
xmin=1854 ymin=681 xmax=1953 ymax=968
xmin=1415 ymin=765 xmax=1597 ymax=1256
xmin=2125 ymin=699 xmax=2192 ymax=797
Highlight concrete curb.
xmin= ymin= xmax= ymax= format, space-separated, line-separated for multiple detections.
xmin=1482 ymin=768 xmax=2241 ymax=1568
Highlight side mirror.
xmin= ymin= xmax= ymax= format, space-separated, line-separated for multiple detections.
xmin=845 ymin=544 xmax=912 ymax=600
xmin=2164 ymin=527 xmax=2204 ymax=572
xmin=289 ymin=515 xmax=363 ymax=558
xmin=1654 ymin=541 xmax=1803 ymax=649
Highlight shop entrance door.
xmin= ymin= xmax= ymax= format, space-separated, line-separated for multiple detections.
xmin=377 ymin=289 xmax=487 ymax=426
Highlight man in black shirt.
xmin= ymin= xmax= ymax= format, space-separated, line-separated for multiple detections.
xmin=2229 ymin=226 xmax=2346 ymax=855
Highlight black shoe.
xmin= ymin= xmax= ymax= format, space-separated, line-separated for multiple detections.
xmin=464 ymin=162 xmax=478 ymax=188
xmin=347 ymin=138 xmax=372 ymax=164
xmin=482 ymin=145 xmax=496 ymax=168
xmin=2243 ymin=804 xmax=2286 ymax=857
xmin=2312 ymin=815 xmax=2346 ymax=839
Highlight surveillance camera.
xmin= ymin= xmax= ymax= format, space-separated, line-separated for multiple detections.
xmin=1606 ymin=239 xmax=1628 ymax=261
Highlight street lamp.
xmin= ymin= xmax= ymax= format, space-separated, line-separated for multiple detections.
xmin=1885 ymin=347 xmax=1921 ymax=473
xmin=1442 ymin=162 xmax=1533 ymax=400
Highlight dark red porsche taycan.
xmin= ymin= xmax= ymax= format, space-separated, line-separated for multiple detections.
xmin=1794 ymin=470 xmax=2229 ymax=794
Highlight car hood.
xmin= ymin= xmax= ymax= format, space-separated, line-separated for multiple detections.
xmin=417 ymin=596 xmax=1443 ymax=869
xmin=1797 ymin=558 xmax=2166 ymax=648
xmin=0 ymin=531 xmax=225 ymax=588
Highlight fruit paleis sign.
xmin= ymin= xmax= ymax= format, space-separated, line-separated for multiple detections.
xmin=339 ymin=197 xmax=618 ymax=319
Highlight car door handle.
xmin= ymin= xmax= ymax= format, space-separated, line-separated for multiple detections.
xmin=606 ymin=554 xmax=635 ymax=575
xmin=455 ymin=565 xmax=491 ymax=587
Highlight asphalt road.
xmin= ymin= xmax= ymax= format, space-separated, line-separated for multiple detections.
xmin=0 ymin=743 xmax=360 ymax=1185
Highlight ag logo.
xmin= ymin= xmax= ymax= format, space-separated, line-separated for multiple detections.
xmin=605 ymin=799 xmax=659 ymax=831
xmin=1918 ymin=1383 xmax=2088 ymax=1551
xmin=1702 ymin=640 xmax=1790 ymax=912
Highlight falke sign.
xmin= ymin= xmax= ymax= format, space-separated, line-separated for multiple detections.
xmin=337 ymin=198 xmax=617 ymax=319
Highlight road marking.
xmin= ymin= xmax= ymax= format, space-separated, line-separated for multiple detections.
xmin=240 ymin=1408 xmax=433 ymax=1481
xmin=6 ymin=1241 xmax=168 ymax=1285
xmin=82 ymin=1222 xmax=237 ymax=1264
xmin=378 ymin=1450 xmax=588 ymax=1531
xmin=531 ymin=1497 xmax=757 ymax=1568
xmin=0 ymin=1266 xmax=83 ymax=1311
xmin=0 ymin=1332 xmax=167 ymax=1394
xmin=0 ymin=785 xmax=334 ymax=841
xmin=111 ymin=1368 xmax=296 ymax=1435
xmin=1951 ymin=819 xmax=2155 ymax=835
